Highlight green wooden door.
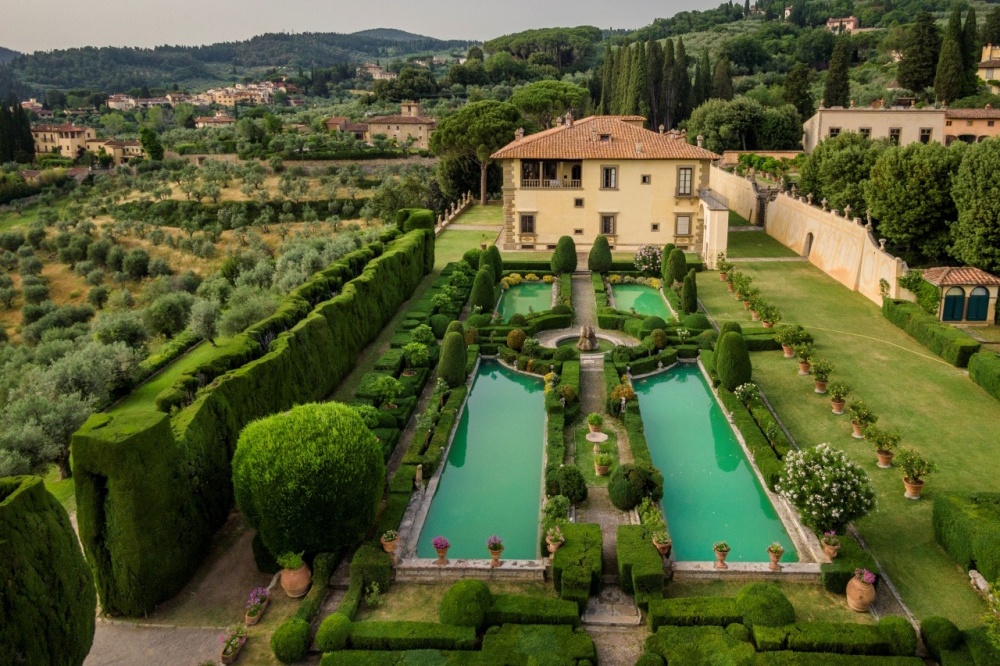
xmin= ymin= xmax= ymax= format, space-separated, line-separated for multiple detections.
xmin=943 ymin=288 xmax=966 ymax=322
xmin=967 ymin=287 xmax=989 ymax=322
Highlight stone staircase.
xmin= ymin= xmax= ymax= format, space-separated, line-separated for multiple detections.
xmin=581 ymin=579 xmax=642 ymax=626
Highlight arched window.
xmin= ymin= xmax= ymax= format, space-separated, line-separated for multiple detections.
xmin=967 ymin=286 xmax=990 ymax=322
xmin=943 ymin=287 xmax=966 ymax=322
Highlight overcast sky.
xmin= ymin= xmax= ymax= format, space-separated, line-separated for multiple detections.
xmin=0 ymin=0 xmax=705 ymax=53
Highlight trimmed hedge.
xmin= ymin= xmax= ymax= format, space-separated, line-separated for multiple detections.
xmin=932 ymin=492 xmax=1000 ymax=583
xmin=882 ymin=299 xmax=980 ymax=367
xmin=969 ymin=351 xmax=1000 ymax=402
xmin=921 ymin=616 xmax=963 ymax=661
xmin=648 ymin=597 xmax=741 ymax=630
xmin=735 ymin=583 xmax=795 ymax=629
xmin=316 ymin=613 xmax=352 ymax=652
xmin=439 ymin=580 xmax=492 ymax=631
xmin=717 ymin=387 xmax=784 ymax=490
xmin=617 ymin=525 xmax=665 ymax=608
xmin=485 ymin=594 xmax=581 ymax=628
xmin=481 ymin=624 xmax=597 ymax=664
xmin=348 ymin=621 xmax=477 ymax=651
xmin=72 ymin=228 xmax=434 ymax=615
xmin=552 ymin=523 xmax=602 ymax=609
xmin=271 ymin=618 xmax=311 ymax=664
xmin=0 ymin=476 xmax=96 ymax=666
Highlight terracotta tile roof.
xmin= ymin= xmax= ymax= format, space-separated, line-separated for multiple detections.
xmin=922 ymin=266 xmax=1000 ymax=286
xmin=491 ymin=115 xmax=720 ymax=161
xmin=978 ymin=59 xmax=1000 ymax=68
xmin=31 ymin=123 xmax=90 ymax=133
xmin=945 ymin=108 xmax=1000 ymax=119
xmin=365 ymin=114 xmax=436 ymax=125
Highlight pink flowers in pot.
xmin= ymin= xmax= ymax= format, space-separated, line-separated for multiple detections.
xmin=432 ymin=536 xmax=450 ymax=550
xmin=854 ymin=568 xmax=876 ymax=585
xmin=487 ymin=534 xmax=504 ymax=552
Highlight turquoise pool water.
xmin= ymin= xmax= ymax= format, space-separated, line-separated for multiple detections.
xmin=612 ymin=284 xmax=672 ymax=320
xmin=634 ymin=365 xmax=796 ymax=563
xmin=417 ymin=361 xmax=545 ymax=560
xmin=497 ymin=283 xmax=552 ymax=321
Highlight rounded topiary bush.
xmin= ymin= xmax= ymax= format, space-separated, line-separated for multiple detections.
xmin=439 ymin=579 xmax=493 ymax=631
xmin=315 ymin=613 xmax=352 ymax=652
xmin=232 ymin=402 xmax=385 ymax=557
xmin=683 ymin=313 xmax=711 ymax=330
xmin=880 ymin=615 xmax=918 ymax=656
xmin=635 ymin=653 xmax=666 ymax=666
xmin=509 ymin=313 xmax=528 ymax=327
xmin=507 ymin=329 xmax=527 ymax=352
xmin=446 ymin=319 xmax=465 ymax=340
xmin=0 ymin=476 xmax=96 ymax=666
xmin=467 ymin=313 xmax=491 ymax=328
xmin=470 ymin=268 xmax=496 ymax=312
xmin=608 ymin=464 xmax=652 ymax=511
xmin=696 ymin=330 xmax=718 ymax=350
xmin=588 ymin=235 xmax=613 ymax=273
xmin=462 ymin=248 xmax=482 ymax=268
xmin=553 ymin=346 xmax=577 ymax=361
xmin=430 ymin=314 xmax=453 ymax=339
xmin=920 ymin=616 xmax=962 ymax=660
xmin=557 ymin=465 xmax=588 ymax=504
xmin=271 ymin=618 xmax=310 ymax=664
xmin=734 ymin=583 xmax=795 ymax=628
xmin=553 ymin=303 xmax=573 ymax=315
xmin=720 ymin=321 xmax=743 ymax=336
xmin=551 ymin=236 xmax=577 ymax=274
xmin=715 ymin=331 xmax=752 ymax=391
xmin=438 ymin=331 xmax=468 ymax=388
xmin=641 ymin=316 xmax=668 ymax=333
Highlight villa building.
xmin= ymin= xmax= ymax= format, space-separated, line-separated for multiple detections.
xmin=491 ymin=114 xmax=729 ymax=266
xmin=978 ymin=45 xmax=1000 ymax=95
xmin=923 ymin=267 xmax=1000 ymax=325
xmin=85 ymin=138 xmax=145 ymax=166
xmin=357 ymin=63 xmax=397 ymax=80
xmin=30 ymin=123 xmax=96 ymax=159
xmin=324 ymin=116 xmax=368 ymax=140
xmin=826 ymin=16 xmax=861 ymax=33
xmin=194 ymin=112 xmax=236 ymax=128
xmin=364 ymin=101 xmax=436 ymax=151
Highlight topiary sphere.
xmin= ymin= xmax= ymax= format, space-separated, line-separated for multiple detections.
xmin=636 ymin=653 xmax=666 ymax=666
xmin=734 ymin=583 xmax=795 ymax=628
xmin=462 ymin=248 xmax=483 ymax=268
xmin=439 ymin=579 xmax=493 ymax=631
xmin=430 ymin=314 xmax=452 ymax=339
xmin=466 ymin=313 xmax=491 ymax=328
xmin=552 ymin=303 xmax=573 ymax=315
xmin=271 ymin=618 xmax=311 ymax=664
xmin=720 ymin=321 xmax=743 ymax=336
xmin=0 ymin=476 xmax=96 ymax=666
xmin=920 ymin=616 xmax=962 ymax=660
xmin=557 ymin=465 xmax=588 ymax=504
xmin=507 ymin=329 xmax=527 ymax=352
xmin=588 ymin=235 xmax=613 ymax=273
xmin=715 ymin=331 xmax=752 ymax=391
xmin=649 ymin=329 xmax=668 ymax=350
xmin=315 ymin=613 xmax=352 ymax=652
xmin=509 ymin=313 xmax=529 ymax=327
xmin=641 ymin=316 xmax=668 ymax=332
xmin=683 ymin=313 xmax=711 ymax=330
xmin=233 ymin=402 xmax=385 ymax=557
xmin=608 ymin=464 xmax=650 ymax=511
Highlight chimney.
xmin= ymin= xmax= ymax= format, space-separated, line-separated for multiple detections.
xmin=565 ymin=110 xmax=574 ymax=128
xmin=514 ymin=127 xmax=525 ymax=141
xmin=635 ymin=141 xmax=643 ymax=155
xmin=591 ymin=127 xmax=598 ymax=142
xmin=697 ymin=135 xmax=704 ymax=148
xmin=658 ymin=124 xmax=665 ymax=134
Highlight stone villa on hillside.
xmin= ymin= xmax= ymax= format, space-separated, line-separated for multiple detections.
xmin=362 ymin=101 xmax=437 ymax=151
xmin=491 ymin=115 xmax=729 ymax=266
xmin=31 ymin=123 xmax=96 ymax=159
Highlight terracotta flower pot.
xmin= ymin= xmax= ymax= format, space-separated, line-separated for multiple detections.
xmin=381 ymin=536 xmax=398 ymax=554
xmin=435 ymin=547 xmax=450 ymax=565
xmin=653 ymin=539 xmax=672 ymax=557
xmin=479 ymin=242 xmax=487 ymax=251
xmin=798 ymin=361 xmax=811 ymax=375
xmin=402 ymin=369 xmax=417 ymax=377
xmin=814 ymin=380 xmax=828 ymax=394
xmin=850 ymin=420 xmax=865 ymax=439
xmin=720 ymin=272 xmax=728 ymax=281
xmin=831 ymin=399 xmax=845 ymax=415
xmin=782 ymin=345 xmax=795 ymax=359
xmin=588 ymin=423 xmax=601 ymax=433
xmin=751 ymin=310 xmax=760 ymax=321
xmin=743 ymin=301 xmax=751 ymax=310
xmin=595 ymin=463 xmax=610 ymax=476
xmin=846 ymin=577 xmax=876 ymax=612
xmin=876 ymin=450 xmax=894 ymax=469
xmin=762 ymin=321 xmax=774 ymax=329
xmin=768 ymin=550 xmax=783 ymax=571
xmin=221 ymin=637 xmax=246 ymax=665
xmin=489 ymin=547 xmax=504 ymax=568
xmin=546 ymin=537 xmax=564 ymax=554
xmin=714 ymin=548 xmax=729 ymax=570
xmin=245 ymin=598 xmax=268 ymax=626
xmin=280 ymin=564 xmax=311 ymax=598
xmin=903 ymin=477 xmax=925 ymax=500
xmin=728 ymin=282 xmax=735 ymax=293
xmin=822 ymin=543 xmax=840 ymax=559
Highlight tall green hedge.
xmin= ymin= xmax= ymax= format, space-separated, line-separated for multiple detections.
xmin=932 ymin=492 xmax=1000 ymax=583
xmin=438 ymin=332 xmax=468 ymax=388
xmin=682 ymin=269 xmax=698 ymax=314
xmin=881 ymin=299 xmax=980 ymax=367
xmin=72 ymin=226 xmax=434 ymax=615
xmin=969 ymin=351 xmax=1000 ymax=402
xmin=667 ymin=248 xmax=687 ymax=284
xmin=0 ymin=476 xmax=96 ymax=666
xmin=617 ymin=524 xmax=665 ymax=608
xmin=715 ymin=331 xmax=753 ymax=391
xmin=470 ymin=268 xmax=495 ymax=312
xmin=589 ymin=235 xmax=613 ymax=272
xmin=551 ymin=236 xmax=578 ymax=274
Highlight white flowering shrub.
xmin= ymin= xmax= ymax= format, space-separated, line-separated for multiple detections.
xmin=634 ymin=244 xmax=663 ymax=276
xmin=776 ymin=443 xmax=876 ymax=533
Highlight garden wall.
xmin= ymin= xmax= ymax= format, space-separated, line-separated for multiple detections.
xmin=71 ymin=226 xmax=435 ymax=616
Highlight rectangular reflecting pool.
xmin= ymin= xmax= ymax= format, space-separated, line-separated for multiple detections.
xmin=611 ymin=284 xmax=672 ymax=320
xmin=497 ymin=282 xmax=552 ymax=322
xmin=634 ymin=365 xmax=796 ymax=562
xmin=416 ymin=361 xmax=545 ymax=560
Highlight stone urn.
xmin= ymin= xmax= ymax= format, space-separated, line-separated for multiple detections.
xmin=822 ymin=542 xmax=840 ymax=559
xmin=280 ymin=564 xmax=311 ymax=598
xmin=846 ymin=577 xmax=876 ymax=612
xmin=713 ymin=548 xmax=730 ymax=570
xmin=489 ymin=547 xmax=504 ymax=568
xmin=768 ymin=550 xmax=783 ymax=572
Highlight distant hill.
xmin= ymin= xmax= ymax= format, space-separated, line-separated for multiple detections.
xmin=0 ymin=30 xmax=472 ymax=95
xmin=0 ymin=47 xmax=20 ymax=64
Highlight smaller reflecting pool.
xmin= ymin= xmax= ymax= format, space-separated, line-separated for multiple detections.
xmin=497 ymin=283 xmax=553 ymax=322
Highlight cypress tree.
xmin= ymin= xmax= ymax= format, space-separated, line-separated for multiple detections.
xmin=12 ymin=104 xmax=34 ymax=160
xmin=484 ymin=245 xmax=503 ymax=282
xmin=599 ymin=44 xmax=613 ymax=114
xmin=660 ymin=243 xmax=676 ymax=282
xmin=982 ymin=6 xmax=1000 ymax=47
xmin=667 ymin=248 xmax=687 ymax=285
xmin=470 ymin=268 xmax=496 ymax=313
xmin=963 ymin=8 xmax=980 ymax=96
xmin=681 ymin=269 xmax=698 ymax=314
xmin=899 ymin=12 xmax=941 ymax=93
xmin=673 ymin=39 xmax=692 ymax=125
xmin=935 ymin=38 xmax=965 ymax=104
xmin=0 ymin=103 xmax=14 ymax=163
xmin=947 ymin=6 xmax=964 ymax=44
xmin=824 ymin=38 xmax=851 ymax=107
xmin=784 ymin=63 xmax=815 ymax=118
xmin=438 ymin=332 xmax=468 ymax=388
xmin=613 ymin=42 xmax=632 ymax=115
xmin=712 ymin=56 xmax=734 ymax=100
xmin=588 ymin=235 xmax=613 ymax=272
xmin=715 ymin=331 xmax=753 ymax=391
xmin=697 ymin=51 xmax=713 ymax=104
xmin=646 ymin=39 xmax=664 ymax=126
xmin=662 ymin=39 xmax=676 ymax=128
xmin=551 ymin=236 xmax=578 ymax=274
xmin=629 ymin=43 xmax=650 ymax=120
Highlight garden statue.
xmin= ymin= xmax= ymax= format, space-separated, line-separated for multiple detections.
xmin=415 ymin=464 xmax=424 ymax=491
xmin=577 ymin=325 xmax=598 ymax=351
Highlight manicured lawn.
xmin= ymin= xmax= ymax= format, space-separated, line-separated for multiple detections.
xmin=43 ymin=465 xmax=75 ymax=514
xmin=726 ymin=230 xmax=799 ymax=258
xmin=435 ymin=228 xmax=500 ymax=263
xmin=729 ymin=209 xmax=751 ymax=226
xmin=356 ymin=581 xmax=557 ymax=623
xmin=699 ymin=262 xmax=999 ymax=627
xmin=448 ymin=204 xmax=504 ymax=225
xmin=574 ymin=426 xmax=619 ymax=487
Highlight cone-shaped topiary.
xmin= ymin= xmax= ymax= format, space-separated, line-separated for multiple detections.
xmin=470 ymin=268 xmax=496 ymax=313
xmin=551 ymin=236 xmax=578 ymax=274
xmin=715 ymin=331 xmax=752 ymax=391
xmin=485 ymin=245 xmax=503 ymax=282
xmin=667 ymin=248 xmax=687 ymax=285
xmin=682 ymin=269 xmax=698 ymax=314
xmin=588 ymin=235 xmax=613 ymax=272
xmin=232 ymin=402 xmax=385 ymax=557
xmin=0 ymin=476 xmax=96 ymax=666
xmin=438 ymin=331 xmax=469 ymax=388
xmin=439 ymin=579 xmax=493 ymax=631
xmin=446 ymin=320 xmax=466 ymax=353
xmin=661 ymin=243 xmax=676 ymax=281
xmin=720 ymin=321 xmax=743 ymax=336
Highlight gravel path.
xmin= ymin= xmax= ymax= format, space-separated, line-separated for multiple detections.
xmin=85 ymin=623 xmax=220 ymax=666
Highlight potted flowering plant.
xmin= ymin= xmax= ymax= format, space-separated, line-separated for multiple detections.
xmin=219 ymin=624 xmax=248 ymax=664
xmin=828 ymin=383 xmax=850 ymax=414
xmin=652 ymin=530 xmax=672 ymax=557
xmin=743 ymin=287 xmax=760 ymax=311
xmin=766 ymin=542 xmax=785 ymax=571
xmin=371 ymin=375 xmax=404 ymax=409
xmin=864 ymin=425 xmax=900 ymax=468
xmin=775 ymin=325 xmax=804 ymax=358
xmin=634 ymin=244 xmax=663 ymax=277
xmin=244 ymin=587 xmax=269 ymax=626
xmin=487 ymin=534 xmax=504 ymax=567
xmin=380 ymin=530 xmax=399 ymax=554
xmin=717 ymin=253 xmax=733 ymax=281
xmin=847 ymin=400 xmax=877 ymax=439
xmin=713 ymin=541 xmax=731 ymax=570
xmin=432 ymin=536 xmax=450 ymax=565
xmin=545 ymin=525 xmax=565 ymax=554
xmin=401 ymin=342 xmax=429 ymax=376
xmin=846 ymin=568 xmax=877 ymax=612
xmin=276 ymin=552 xmax=311 ymax=598
xmin=821 ymin=531 xmax=841 ymax=559
xmin=795 ymin=343 xmax=814 ymax=375
xmin=811 ymin=359 xmax=833 ymax=393
xmin=898 ymin=448 xmax=937 ymax=500
xmin=587 ymin=412 xmax=604 ymax=433
xmin=594 ymin=452 xmax=614 ymax=476
xmin=759 ymin=303 xmax=781 ymax=329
